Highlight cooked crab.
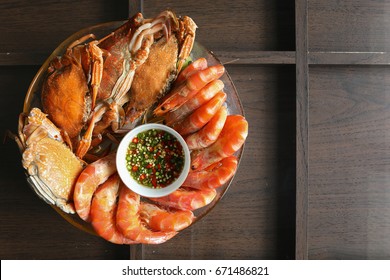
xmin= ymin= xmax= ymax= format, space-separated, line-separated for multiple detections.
xmin=123 ymin=13 xmax=197 ymax=126
xmin=40 ymin=10 xmax=197 ymax=160
xmin=15 ymin=108 xmax=84 ymax=214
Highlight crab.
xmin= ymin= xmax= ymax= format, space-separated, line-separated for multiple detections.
xmin=41 ymin=36 xmax=104 ymax=151
xmin=40 ymin=10 xmax=197 ymax=159
xmin=123 ymin=13 xmax=197 ymax=126
xmin=15 ymin=108 xmax=85 ymax=214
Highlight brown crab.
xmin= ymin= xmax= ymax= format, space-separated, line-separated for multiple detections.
xmin=41 ymin=34 xmax=106 ymax=157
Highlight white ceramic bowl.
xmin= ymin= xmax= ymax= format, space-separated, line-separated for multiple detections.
xmin=116 ymin=123 xmax=190 ymax=198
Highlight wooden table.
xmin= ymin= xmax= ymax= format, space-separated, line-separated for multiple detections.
xmin=1 ymin=0 xmax=389 ymax=260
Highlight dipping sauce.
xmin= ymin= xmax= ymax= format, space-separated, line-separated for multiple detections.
xmin=126 ymin=129 xmax=185 ymax=188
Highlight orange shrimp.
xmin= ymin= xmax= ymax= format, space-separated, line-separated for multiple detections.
xmin=175 ymin=57 xmax=208 ymax=85
xmin=140 ymin=203 xmax=194 ymax=232
xmin=73 ymin=152 xmax=117 ymax=221
xmin=116 ymin=186 xmax=177 ymax=244
xmin=164 ymin=79 xmax=224 ymax=126
xmin=190 ymin=115 xmax=248 ymax=171
xmin=183 ymin=156 xmax=238 ymax=189
xmin=172 ymin=91 xmax=226 ymax=136
xmin=185 ymin=105 xmax=227 ymax=150
xmin=149 ymin=187 xmax=217 ymax=211
xmin=153 ymin=64 xmax=225 ymax=116
xmin=90 ymin=174 xmax=137 ymax=244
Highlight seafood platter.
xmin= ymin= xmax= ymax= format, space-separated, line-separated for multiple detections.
xmin=14 ymin=10 xmax=248 ymax=244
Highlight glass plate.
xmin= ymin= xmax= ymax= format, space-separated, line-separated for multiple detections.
xmin=23 ymin=21 xmax=245 ymax=238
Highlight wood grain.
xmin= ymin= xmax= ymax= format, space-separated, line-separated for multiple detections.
xmin=215 ymin=51 xmax=296 ymax=65
xmin=308 ymin=52 xmax=390 ymax=65
xmin=0 ymin=0 xmax=129 ymax=54
xmin=308 ymin=66 xmax=390 ymax=259
xmin=142 ymin=0 xmax=295 ymax=52
xmin=295 ymin=0 xmax=309 ymax=260
xmin=309 ymin=0 xmax=390 ymax=52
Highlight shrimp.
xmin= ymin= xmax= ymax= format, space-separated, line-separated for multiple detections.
xmin=172 ymin=91 xmax=226 ymax=136
xmin=90 ymin=174 xmax=137 ymax=244
xmin=185 ymin=105 xmax=227 ymax=150
xmin=163 ymin=79 xmax=224 ymax=126
xmin=153 ymin=64 xmax=225 ymax=116
xmin=73 ymin=152 xmax=117 ymax=221
xmin=183 ymin=156 xmax=237 ymax=189
xmin=116 ymin=186 xmax=177 ymax=244
xmin=140 ymin=203 xmax=194 ymax=232
xmin=174 ymin=57 xmax=208 ymax=85
xmin=149 ymin=187 xmax=217 ymax=211
xmin=190 ymin=115 xmax=248 ymax=171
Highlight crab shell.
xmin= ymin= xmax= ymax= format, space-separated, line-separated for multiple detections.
xmin=123 ymin=14 xmax=197 ymax=126
xmin=41 ymin=44 xmax=92 ymax=140
xmin=20 ymin=108 xmax=84 ymax=214
xmin=124 ymin=35 xmax=178 ymax=124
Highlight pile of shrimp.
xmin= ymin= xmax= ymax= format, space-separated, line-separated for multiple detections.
xmin=72 ymin=58 xmax=248 ymax=244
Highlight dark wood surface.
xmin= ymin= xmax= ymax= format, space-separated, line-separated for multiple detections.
xmin=304 ymin=1 xmax=390 ymax=260
xmin=295 ymin=0 xmax=309 ymax=260
xmin=308 ymin=0 xmax=390 ymax=52
xmin=308 ymin=66 xmax=390 ymax=259
xmin=1 ymin=0 xmax=389 ymax=260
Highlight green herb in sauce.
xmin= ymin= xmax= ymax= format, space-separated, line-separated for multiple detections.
xmin=126 ymin=129 xmax=185 ymax=188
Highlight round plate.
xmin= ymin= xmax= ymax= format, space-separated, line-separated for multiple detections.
xmin=23 ymin=21 xmax=245 ymax=239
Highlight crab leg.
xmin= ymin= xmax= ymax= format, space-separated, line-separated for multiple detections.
xmin=177 ymin=16 xmax=197 ymax=72
xmin=15 ymin=113 xmax=27 ymax=151
xmin=111 ymin=34 xmax=153 ymax=102
xmin=67 ymin=33 xmax=95 ymax=49
xmin=89 ymin=41 xmax=109 ymax=109
xmin=76 ymin=114 xmax=97 ymax=159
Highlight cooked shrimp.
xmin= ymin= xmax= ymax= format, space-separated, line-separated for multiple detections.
xmin=164 ymin=79 xmax=224 ymax=126
xmin=90 ymin=174 xmax=137 ymax=244
xmin=73 ymin=152 xmax=117 ymax=221
xmin=183 ymin=156 xmax=237 ymax=189
xmin=116 ymin=187 xmax=177 ymax=244
xmin=153 ymin=64 xmax=225 ymax=116
xmin=172 ymin=91 xmax=226 ymax=136
xmin=140 ymin=203 xmax=194 ymax=232
xmin=149 ymin=187 xmax=217 ymax=211
xmin=190 ymin=115 xmax=248 ymax=171
xmin=175 ymin=57 xmax=208 ymax=85
xmin=185 ymin=105 xmax=227 ymax=150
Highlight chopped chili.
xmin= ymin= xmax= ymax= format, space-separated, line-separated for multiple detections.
xmin=126 ymin=129 xmax=185 ymax=188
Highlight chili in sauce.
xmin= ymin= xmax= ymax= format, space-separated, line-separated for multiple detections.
xmin=126 ymin=129 xmax=185 ymax=188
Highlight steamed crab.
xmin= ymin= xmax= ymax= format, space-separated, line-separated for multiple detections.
xmin=15 ymin=108 xmax=84 ymax=214
xmin=41 ymin=10 xmax=197 ymax=159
